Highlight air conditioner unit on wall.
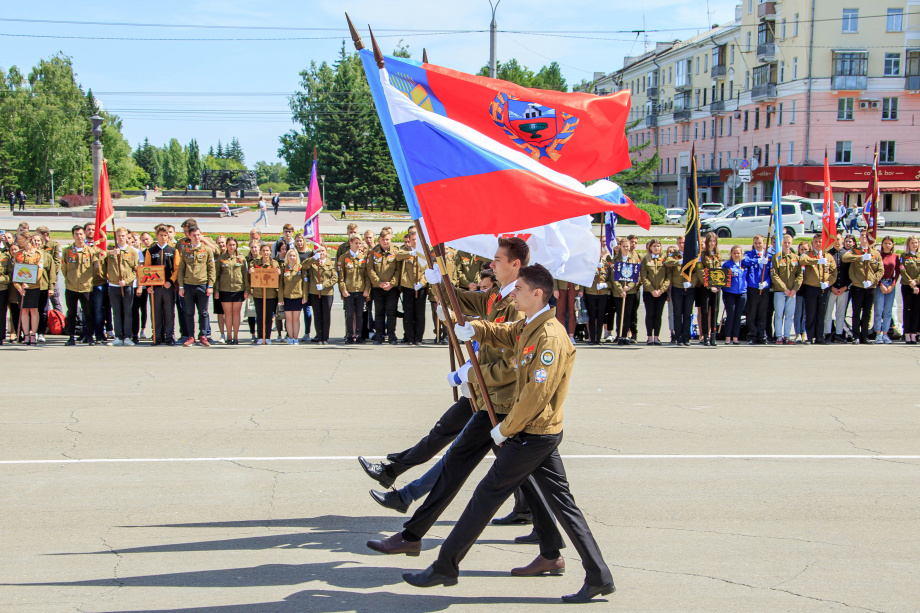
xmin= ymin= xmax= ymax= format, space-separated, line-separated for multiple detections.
xmin=859 ymin=101 xmax=870 ymax=110
xmin=734 ymin=111 xmax=742 ymax=119
xmin=870 ymin=100 xmax=880 ymax=109
xmin=766 ymin=105 xmax=775 ymax=112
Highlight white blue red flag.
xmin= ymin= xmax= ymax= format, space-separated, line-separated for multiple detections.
xmin=304 ymin=157 xmax=323 ymax=240
xmin=359 ymin=50 xmax=650 ymax=246
xmin=771 ymin=166 xmax=783 ymax=250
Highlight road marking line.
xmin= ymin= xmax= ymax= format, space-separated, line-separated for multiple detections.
xmin=0 ymin=455 xmax=918 ymax=465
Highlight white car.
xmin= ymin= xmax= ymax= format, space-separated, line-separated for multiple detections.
xmin=679 ymin=203 xmax=724 ymax=226
xmin=700 ymin=201 xmax=807 ymax=238
xmin=666 ymin=208 xmax=683 ymax=224
xmin=793 ymin=197 xmax=886 ymax=232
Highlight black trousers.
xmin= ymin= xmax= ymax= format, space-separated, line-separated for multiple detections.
xmin=695 ymin=287 xmax=720 ymax=337
xmin=613 ymin=293 xmax=637 ymax=338
xmin=803 ymin=285 xmax=829 ymax=341
xmin=371 ymin=286 xmax=399 ymax=341
xmin=108 ymin=286 xmax=134 ymax=340
xmin=362 ymin=297 xmax=372 ymax=339
xmin=64 ymin=289 xmax=91 ymax=340
xmin=604 ymin=294 xmax=616 ymax=331
xmin=183 ymin=284 xmax=209 ymax=338
xmin=401 ymin=286 xmax=428 ymax=343
xmin=629 ymin=289 xmax=640 ymax=335
xmin=849 ymin=286 xmax=875 ymax=342
xmin=0 ymin=289 xmax=9 ymax=341
xmin=402 ymin=411 xmax=565 ymax=561
xmin=152 ymin=286 xmax=176 ymax=343
xmin=431 ymin=428 xmax=612 ymax=586
xmin=745 ymin=287 xmax=770 ymax=340
xmin=722 ymin=291 xmax=746 ymax=339
xmin=670 ymin=287 xmax=694 ymax=343
xmin=583 ymin=293 xmax=607 ymax=343
xmin=255 ymin=297 xmax=278 ymax=339
xmin=387 ymin=397 xmax=474 ymax=478
xmin=309 ymin=293 xmax=333 ymax=342
xmin=643 ymin=292 xmax=666 ymax=337
xmin=342 ymin=293 xmax=364 ymax=341
xmin=903 ymin=285 xmax=920 ymax=335
xmin=132 ymin=286 xmax=148 ymax=340
xmin=37 ymin=291 xmax=49 ymax=335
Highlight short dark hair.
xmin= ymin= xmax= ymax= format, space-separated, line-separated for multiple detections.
xmin=518 ymin=264 xmax=554 ymax=304
xmin=71 ymin=225 xmax=83 ymax=235
xmin=181 ymin=218 xmax=196 ymax=229
xmin=497 ymin=237 xmax=530 ymax=266
xmin=186 ymin=224 xmax=200 ymax=234
xmin=82 ymin=222 xmax=93 ymax=233
xmin=156 ymin=226 xmax=168 ymax=235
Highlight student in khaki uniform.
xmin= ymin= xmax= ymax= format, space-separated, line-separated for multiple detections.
xmin=664 ymin=236 xmax=694 ymax=345
xmin=366 ymin=228 xmax=400 ymax=344
xmin=639 ymin=238 xmax=670 ymax=345
xmin=0 ymin=246 xmax=10 ymax=344
xmin=304 ymin=243 xmax=338 ymax=344
xmin=279 ymin=248 xmax=305 ymax=343
xmin=176 ymin=225 xmax=216 ymax=347
xmin=105 ymin=228 xmax=140 ymax=346
xmin=454 ymin=250 xmax=488 ymax=291
xmin=899 ymin=236 xmax=920 ymax=344
xmin=798 ymin=235 xmax=838 ymax=344
xmin=11 ymin=232 xmax=50 ymax=345
xmin=214 ymin=236 xmax=246 ymax=345
xmin=842 ymin=229 xmax=883 ymax=344
xmin=611 ymin=237 xmax=640 ymax=345
xmin=691 ymin=232 xmax=723 ymax=347
xmin=582 ymin=251 xmax=610 ymax=345
xmin=82 ymin=222 xmax=112 ymax=343
xmin=395 ymin=229 xmax=429 ymax=345
xmin=60 ymin=225 xmax=100 ymax=346
xmin=336 ymin=223 xmax=360 ymax=262
xmin=404 ymin=265 xmax=614 ymax=604
xmin=771 ymin=234 xmax=804 ymax=344
xmin=338 ymin=234 xmax=369 ymax=344
xmin=36 ymin=225 xmax=62 ymax=322
xmin=245 ymin=243 xmax=281 ymax=344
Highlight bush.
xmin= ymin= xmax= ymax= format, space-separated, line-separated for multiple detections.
xmin=258 ymin=182 xmax=290 ymax=193
xmin=59 ymin=194 xmax=93 ymax=208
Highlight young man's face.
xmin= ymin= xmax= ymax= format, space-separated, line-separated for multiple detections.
xmin=510 ymin=278 xmax=541 ymax=313
xmin=364 ymin=233 xmax=374 ymax=248
xmin=349 ymin=238 xmax=362 ymax=252
xmin=115 ymin=230 xmax=127 ymax=245
xmin=157 ymin=231 xmax=168 ymax=245
xmin=753 ymin=236 xmax=764 ymax=252
xmin=190 ymin=230 xmax=201 ymax=245
xmin=283 ymin=229 xmax=293 ymax=240
xmin=490 ymin=247 xmax=519 ymax=287
xmin=676 ymin=237 xmax=685 ymax=251
xmin=72 ymin=228 xmax=85 ymax=244
xmin=378 ymin=233 xmax=391 ymax=250
xmin=167 ymin=228 xmax=175 ymax=241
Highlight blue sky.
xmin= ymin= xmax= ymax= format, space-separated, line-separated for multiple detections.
xmin=2 ymin=0 xmax=739 ymax=165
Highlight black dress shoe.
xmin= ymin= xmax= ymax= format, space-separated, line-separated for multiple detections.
xmin=491 ymin=511 xmax=533 ymax=526
xmin=65 ymin=338 xmax=76 ymax=346
xmin=561 ymin=581 xmax=616 ymax=603
xmin=403 ymin=565 xmax=458 ymax=588
xmin=514 ymin=530 xmax=540 ymax=544
xmin=358 ymin=456 xmax=395 ymax=488
xmin=370 ymin=488 xmax=409 ymax=513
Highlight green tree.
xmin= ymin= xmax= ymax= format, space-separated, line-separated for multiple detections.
xmin=100 ymin=112 xmax=139 ymax=190
xmin=532 ymin=62 xmax=567 ymax=91
xmin=216 ymin=140 xmax=223 ymax=158
xmin=253 ymin=160 xmax=287 ymax=185
xmin=186 ymin=139 xmax=201 ymax=187
xmin=201 ymin=154 xmax=245 ymax=171
xmin=162 ymin=138 xmax=187 ymax=189
xmin=476 ymin=59 xmax=568 ymax=92
xmin=611 ymin=117 xmax=660 ymax=207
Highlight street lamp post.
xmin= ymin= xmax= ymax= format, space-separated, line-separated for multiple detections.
xmin=320 ymin=174 xmax=326 ymax=207
xmin=488 ymin=0 xmax=501 ymax=78
xmin=90 ymin=115 xmax=103 ymax=199
xmin=49 ymin=169 xmax=55 ymax=206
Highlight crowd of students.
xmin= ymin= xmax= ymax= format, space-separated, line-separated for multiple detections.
xmin=1 ymin=219 xmax=917 ymax=348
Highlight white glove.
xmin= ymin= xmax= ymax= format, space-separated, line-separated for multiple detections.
xmin=316 ymin=284 xmax=323 ymax=291
xmin=414 ymin=282 xmax=424 ymax=291
xmin=491 ymin=423 xmax=507 ymax=446
xmin=820 ymin=282 xmax=829 ymax=290
xmin=862 ymin=253 xmax=871 ymax=261
xmin=596 ymin=282 xmax=608 ymax=290
xmin=447 ymin=361 xmax=472 ymax=386
xmin=682 ymin=282 xmax=691 ymax=289
xmin=817 ymin=258 xmax=827 ymax=265
xmin=313 ymin=252 xmax=321 ymax=260
xmin=758 ymin=257 xmax=769 ymax=265
xmin=459 ymin=381 xmax=471 ymax=399
xmin=409 ymin=248 xmax=417 ymax=256
xmin=454 ymin=322 xmax=475 ymax=342
xmin=424 ymin=264 xmax=442 ymax=285
xmin=436 ymin=304 xmax=448 ymax=322
xmin=759 ymin=282 xmax=768 ymax=290
xmin=862 ymin=280 xmax=872 ymax=288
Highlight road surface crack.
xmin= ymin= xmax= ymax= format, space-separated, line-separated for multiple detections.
xmin=61 ymin=408 xmax=83 ymax=459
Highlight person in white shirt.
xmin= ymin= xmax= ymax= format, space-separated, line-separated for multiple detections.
xmin=253 ymin=198 xmax=269 ymax=229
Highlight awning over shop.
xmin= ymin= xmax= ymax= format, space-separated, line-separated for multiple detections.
xmin=804 ymin=181 xmax=920 ymax=193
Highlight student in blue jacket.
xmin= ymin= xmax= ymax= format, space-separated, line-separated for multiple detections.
xmin=741 ymin=234 xmax=773 ymax=344
xmin=721 ymin=245 xmax=748 ymax=345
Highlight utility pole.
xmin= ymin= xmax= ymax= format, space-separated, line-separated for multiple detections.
xmin=91 ymin=115 xmax=103 ymax=198
xmin=49 ymin=169 xmax=55 ymax=206
xmin=489 ymin=0 xmax=501 ymax=78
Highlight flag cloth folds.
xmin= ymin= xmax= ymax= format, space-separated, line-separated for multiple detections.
xmin=771 ymin=165 xmax=783 ymax=251
xmin=377 ymin=53 xmax=631 ymax=183
xmin=304 ymin=157 xmax=323 ymax=240
xmin=358 ymin=49 xmax=650 ymax=246
xmin=93 ymin=159 xmax=114 ymax=251
xmin=821 ymin=151 xmax=837 ymax=250
xmin=681 ymin=148 xmax=701 ymax=281
xmin=603 ymin=211 xmax=617 ymax=255
xmin=864 ymin=145 xmax=879 ymax=244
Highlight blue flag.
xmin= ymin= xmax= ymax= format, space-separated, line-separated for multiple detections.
xmin=604 ymin=212 xmax=617 ymax=254
xmin=771 ymin=166 xmax=783 ymax=250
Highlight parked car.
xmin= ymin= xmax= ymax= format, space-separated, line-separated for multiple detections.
xmin=679 ymin=203 xmax=724 ymax=226
xmin=700 ymin=201 xmax=807 ymax=238
xmin=666 ymin=208 xmax=683 ymax=224
xmin=790 ymin=196 xmax=887 ymax=232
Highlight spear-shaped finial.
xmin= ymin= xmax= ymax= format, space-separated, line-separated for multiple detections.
xmin=422 ymin=48 xmax=429 ymax=64
xmin=345 ymin=13 xmax=364 ymax=50
xmin=368 ymin=26 xmax=385 ymax=68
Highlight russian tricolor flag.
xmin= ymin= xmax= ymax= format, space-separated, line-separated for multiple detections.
xmin=359 ymin=50 xmax=650 ymax=247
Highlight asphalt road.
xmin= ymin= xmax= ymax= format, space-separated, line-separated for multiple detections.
xmin=1 ymin=324 xmax=918 ymax=612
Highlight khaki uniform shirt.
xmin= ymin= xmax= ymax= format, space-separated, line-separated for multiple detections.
xmin=176 ymin=243 xmax=216 ymax=287
xmin=899 ymin=252 xmax=920 ymax=286
xmin=842 ymin=247 xmax=884 ymax=287
xmin=664 ymin=251 xmax=694 ymax=288
xmin=61 ymin=245 xmax=99 ymax=293
xmin=304 ymin=256 xmax=338 ymax=296
xmin=454 ymin=251 xmax=488 ymax=289
xmin=215 ymin=253 xmax=246 ymax=293
xmin=639 ymin=253 xmax=670 ymax=293
xmin=471 ymin=307 xmax=572 ymax=437
xmin=105 ymin=246 xmax=139 ymax=286
xmin=0 ymin=250 xmax=10 ymax=291
xmin=799 ymin=249 xmax=838 ymax=287
xmin=279 ymin=264 xmax=305 ymax=300
xmin=337 ymin=251 xmax=368 ymax=294
xmin=366 ymin=245 xmax=399 ymax=287
xmin=395 ymin=246 xmax=429 ymax=290
xmin=690 ymin=252 xmax=723 ymax=288
xmin=583 ymin=259 xmax=611 ymax=295
xmin=770 ymin=252 xmax=804 ymax=292
xmin=43 ymin=239 xmax=61 ymax=288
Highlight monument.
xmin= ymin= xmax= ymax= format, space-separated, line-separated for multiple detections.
xmin=200 ymin=169 xmax=258 ymax=198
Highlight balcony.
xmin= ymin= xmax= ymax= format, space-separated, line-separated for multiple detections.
xmin=832 ymin=75 xmax=868 ymax=90
xmin=906 ymin=75 xmax=920 ymax=90
xmin=645 ymin=115 xmax=658 ymax=128
xmin=751 ymin=83 xmax=777 ymax=101
xmin=673 ymin=109 xmax=692 ymax=122
xmin=647 ymin=86 xmax=658 ymax=98
xmin=756 ymin=43 xmax=776 ymax=62
xmin=711 ymin=64 xmax=727 ymax=78
xmin=710 ymin=100 xmax=726 ymax=115
xmin=675 ymin=79 xmax=692 ymax=93
xmin=757 ymin=1 xmax=777 ymax=20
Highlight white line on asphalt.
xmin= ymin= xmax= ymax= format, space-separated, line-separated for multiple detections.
xmin=1 ymin=455 xmax=919 ymax=465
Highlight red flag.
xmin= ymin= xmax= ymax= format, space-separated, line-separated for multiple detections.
xmin=304 ymin=153 xmax=323 ymax=241
xmin=863 ymin=145 xmax=879 ymax=244
xmin=94 ymin=159 xmax=114 ymax=250
xmin=820 ymin=150 xmax=836 ymax=250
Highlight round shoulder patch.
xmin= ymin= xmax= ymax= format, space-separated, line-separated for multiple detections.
xmin=540 ymin=350 xmax=555 ymax=366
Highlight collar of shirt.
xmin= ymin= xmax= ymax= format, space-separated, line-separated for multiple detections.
xmin=499 ymin=283 xmax=514 ymax=301
xmin=116 ymin=243 xmax=128 ymax=251
xmin=73 ymin=246 xmax=83 ymax=252
xmin=349 ymin=250 xmax=358 ymax=258
xmin=525 ymin=304 xmax=551 ymax=325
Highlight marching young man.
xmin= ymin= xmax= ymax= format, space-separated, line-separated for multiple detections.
xmin=403 ymin=264 xmax=614 ymax=603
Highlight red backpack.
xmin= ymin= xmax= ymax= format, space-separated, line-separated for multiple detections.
xmin=47 ymin=309 xmax=66 ymax=335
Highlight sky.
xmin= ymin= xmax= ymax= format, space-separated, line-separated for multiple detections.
xmin=2 ymin=0 xmax=740 ymax=166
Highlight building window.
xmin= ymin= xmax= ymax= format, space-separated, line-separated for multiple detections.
xmin=880 ymin=141 xmax=896 ymax=163
xmin=758 ymin=22 xmax=775 ymax=46
xmin=842 ymin=9 xmax=858 ymax=33
xmin=793 ymin=57 xmax=798 ymax=80
xmin=710 ymin=153 xmax=715 ymax=168
xmin=754 ymin=108 xmax=760 ymax=129
xmin=695 ymin=123 xmax=699 ymax=140
xmin=744 ymin=110 xmax=749 ymax=131
xmin=730 ymin=44 xmax=735 ymax=64
xmin=833 ymin=52 xmax=869 ymax=89
xmin=788 ymin=142 xmax=794 ymax=164
xmin=884 ymin=53 xmax=901 ymax=76
xmin=778 ymin=103 xmax=784 ymax=125
xmin=666 ymin=158 xmax=670 ymax=174
xmin=696 ymin=57 xmax=700 ymax=75
xmin=777 ymin=142 xmax=782 ymax=164
xmin=883 ymin=97 xmax=898 ymax=120
xmin=765 ymin=144 xmax=770 ymax=167
xmin=781 ymin=18 xmax=787 ymax=39
xmin=695 ymin=90 xmax=700 ymax=108
xmin=794 ymin=13 xmax=800 ymax=36
xmin=719 ymin=117 xmax=724 ymax=136
xmin=743 ymin=146 xmax=748 ymax=160
xmin=888 ymin=8 xmax=904 ymax=32
xmin=702 ymin=121 xmax=706 ymax=139
xmin=837 ymin=97 xmax=854 ymax=120
xmin=748 ymin=0 xmax=753 ymax=13
xmin=704 ymin=54 xmax=709 ymax=73
xmin=790 ymin=100 xmax=797 ymax=123
xmin=766 ymin=109 xmax=771 ymax=128
xmin=780 ymin=61 xmax=785 ymax=82
xmin=728 ymin=117 xmax=733 ymax=136
xmin=747 ymin=32 xmax=752 ymax=52
xmin=711 ymin=119 xmax=716 ymax=138
xmin=835 ymin=141 xmax=852 ymax=164
xmin=745 ymin=70 xmax=750 ymax=90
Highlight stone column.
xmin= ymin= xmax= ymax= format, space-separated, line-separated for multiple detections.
xmin=90 ymin=115 xmax=103 ymax=199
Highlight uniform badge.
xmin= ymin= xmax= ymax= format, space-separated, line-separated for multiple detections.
xmin=540 ymin=350 xmax=555 ymax=366
xmin=534 ymin=368 xmax=548 ymax=383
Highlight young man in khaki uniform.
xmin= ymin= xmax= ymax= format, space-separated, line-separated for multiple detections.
xmin=454 ymin=250 xmax=488 ymax=291
xmin=404 ymin=264 xmax=614 ymax=604
xmin=798 ymin=235 xmax=838 ymax=344
xmin=60 ymin=225 xmax=100 ymax=345
xmin=366 ymin=228 xmax=400 ymax=344
xmin=842 ymin=229 xmax=883 ymax=344
xmin=105 ymin=228 xmax=139 ymax=346
xmin=395 ymin=228 xmax=429 ymax=345
xmin=177 ymin=225 xmax=216 ymax=346
xmin=338 ymin=234 xmax=369 ymax=344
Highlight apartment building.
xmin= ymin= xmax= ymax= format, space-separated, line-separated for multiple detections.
xmin=585 ymin=1 xmax=920 ymax=222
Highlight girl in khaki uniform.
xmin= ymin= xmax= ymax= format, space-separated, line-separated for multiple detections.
xmin=215 ymin=237 xmax=246 ymax=344
xmin=305 ymin=244 xmax=338 ymax=344
xmin=692 ymin=232 xmax=722 ymax=346
xmin=245 ymin=244 xmax=281 ymax=345
xmin=280 ymin=248 xmax=304 ymax=344
xmin=771 ymin=235 xmax=804 ymax=344
xmin=12 ymin=232 xmax=50 ymax=345
xmin=841 ymin=230 xmax=883 ymax=344
xmin=640 ymin=239 xmax=670 ymax=345
xmin=583 ymin=250 xmax=610 ymax=345
xmin=899 ymin=236 xmax=920 ymax=343
xmin=0 ymin=247 xmax=10 ymax=344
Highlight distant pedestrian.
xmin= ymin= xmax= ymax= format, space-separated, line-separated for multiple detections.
xmin=299 ymin=192 xmax=304 ymax=205
xmin=848 ymin=202 xmax=860 ymax=233
xmin=340 ymin=202 xmax=347 ymax=219
xmin=268 ymin=187 xmax=273 ymax=195
xmin=143 ymin=187 xmax=149 ymax=202
xmin=272 ymin=193 xmax=280 ymax=215
xmin=253 ymin=198 xmax=269 ymax=229
xmin=9 ymin=190 xmax=16 ymax=212
xmin=17 ymin=189 xmax=26 ymax=211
